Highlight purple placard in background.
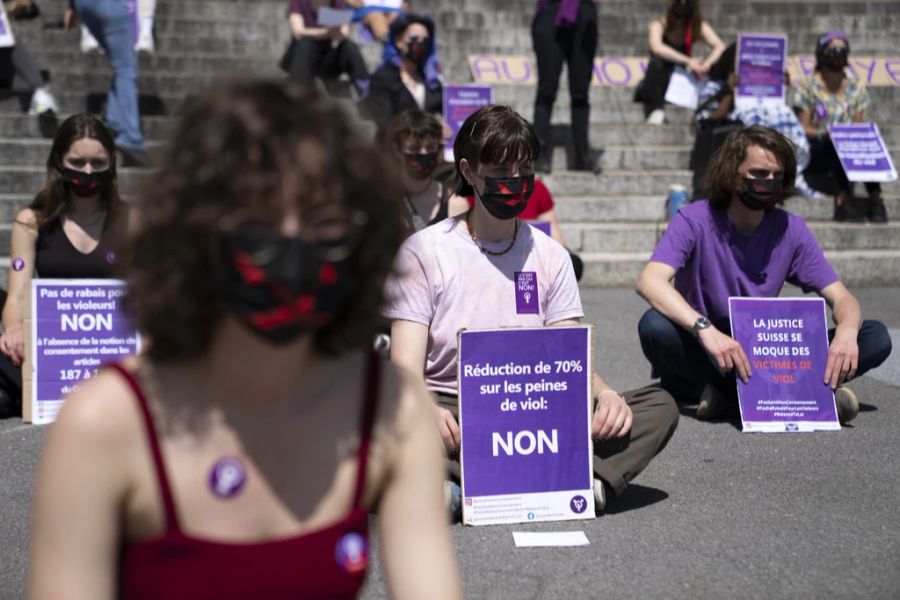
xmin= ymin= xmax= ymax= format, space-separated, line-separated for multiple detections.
xmin=527 ymin=220 xmax=552 ymax=236
xmin=729 ymin=297 xmax=838 ymax=432
xmin=458 ymin=327 xmax=592 ymax=497
xmin=443 ymin=85 xmax=493 ymax=155
xmin=0 ymin=8 xmax=15 ymax=47
xmin=736 ymin=34 xmax=787 ymax=107
xmin=30 ymin=281 xmax=140 ymax=424
xmin=828 ymin=123 xmax=898 ymax=182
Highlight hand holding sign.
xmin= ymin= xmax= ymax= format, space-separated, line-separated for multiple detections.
xmin=824 ymin=326 xmax=859 ymax=389
xmin=435 ymin=405 xmax=461 ymax=451
xmin=0 ymin=325 xmax=25 ymax=365
xmin=697 ymin=326 xmax=752 ymax=383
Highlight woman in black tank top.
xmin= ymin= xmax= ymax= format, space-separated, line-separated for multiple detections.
xmin=382 ymin=109 xmax=469 ymax=235
xmin=0 ymin=114 xmax=124 ymax=418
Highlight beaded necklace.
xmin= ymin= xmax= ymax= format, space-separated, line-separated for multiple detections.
xmin=465 ymin=210 xmax=519 ymax=256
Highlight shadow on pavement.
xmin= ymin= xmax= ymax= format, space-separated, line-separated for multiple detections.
xmin=606 ymin=484 xmax=669 ymax=515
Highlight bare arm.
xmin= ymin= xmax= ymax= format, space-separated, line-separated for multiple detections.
xmin=536 ymin=208 xmax=568 ymax=247
xmin=550 ymin=318 xmax=633 ymax=440
xmin=820 ymin=281 xmax=862 ymax=388
xmin=390 ymin=319 xmax=460 ymax=450
xmin=636 ymin=260 xmax=751 ymax=382
xmin=648 ymin=20 xmax=691 ymax=66
xmin=288 ymin=12 xmax=333 ymax=40
xmin=698 ymin=22 xmax=726 ymax=70
xmin=0 ymin=209 xmax=39 ymax=365
xmin=797 ymin=108 xmax=821 ymax=139
xmin=29 ymin=375 xmax=134 ymax=599
xmin=377 ymin=370 xmax=462 ymax=600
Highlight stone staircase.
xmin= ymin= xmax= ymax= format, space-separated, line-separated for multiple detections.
xmin=0 ymin=0 xmax=898 ymax=288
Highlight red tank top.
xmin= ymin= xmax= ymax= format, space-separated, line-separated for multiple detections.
xmin=109 ymin=354 xmax=381 ymax=600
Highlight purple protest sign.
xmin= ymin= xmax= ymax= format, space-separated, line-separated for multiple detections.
xmin=735 ymin=33 xmax=787 ymax=110
xmin=458 ymin=326 xmax=593 ymax=526
xmin=526 ymin=220 xmax=552 ymax=237
xmin=827 ymin=123 xmax=898 ymax=182
xmin=443 ymin=85 xmax=493 ymax=161
xmin=26 ymin=280 xmax=141 ymax=424
xmin=729 ymin=297 xmax=839 ymax=433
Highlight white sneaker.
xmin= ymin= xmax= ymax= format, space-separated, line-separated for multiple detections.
xmin=80 ymin=25 xmax=101 ymax=54
xmin=29 ymin=87 xmax=58 ymax=116
xmin=834 ymin=386 xmax=859 ymax=424
xmin=593 ymin=478 xmax=607 ymax=513
xmin=646 ymin=109 xmax=666 ymax=125
xmin=136 ymin=16 xmax=155 ymax=54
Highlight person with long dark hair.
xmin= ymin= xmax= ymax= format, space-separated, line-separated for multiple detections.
xmin=794 ymin=32 xmax=886 ymax=223
xmin=634 ymin=0 xmax=724 ymax=124
xmin=636 ymin=125 xmax=891 ymax=423
xmin=29 ymin=80 xmax=461 ymax=599
xmin=0 ymin=114 xmax=125 ymax=418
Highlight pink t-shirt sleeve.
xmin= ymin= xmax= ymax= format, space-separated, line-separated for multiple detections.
xmin=383 ymin=235 xmax=434 ymax=326
xmin=649 ymin=209 xmax=696 ymax=269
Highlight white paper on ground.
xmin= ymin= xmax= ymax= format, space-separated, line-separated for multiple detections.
xmin=664 ymin=68 xmax=705 ymax=110
xmin=316 ymin=7 xmax=354 ymax=28
xmin=364 ymin=0 xmax=403 ymax=8
xmin=512 ymin=531 xmax=590 ymax=547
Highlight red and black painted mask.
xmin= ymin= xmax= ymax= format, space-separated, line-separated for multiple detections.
xmin=478 ymin=174 xmax=535 ymax=220
xmin=215 ymin=232 xmax=354 ymax=345
xmin=60 ymin=167 xmax=113 ymax=198
xmin=737 ymin=176 xmax=784 ymax=211
xmin=404 ymin=151 xmax=439 ymax=180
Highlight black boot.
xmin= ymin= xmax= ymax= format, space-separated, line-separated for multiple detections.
xmin=833 ymin=195 xmax=866 ymax=223
xmin=868 ymin=192 xmax=888 ymax=223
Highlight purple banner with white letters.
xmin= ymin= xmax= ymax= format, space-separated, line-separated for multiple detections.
xmin=27 ymin=280 xmax=140 ymax=424
xmin=458 ymin=326 xmax=593 ymax=525
xmin=728 ymin=297 xmax=839 ymax=433
xmin=828 ymin=123 xmax=898 ymax=182
xmin=443 ymin=85 xmax=493 ymax=157
xmin=735 ymin=34 xmax=787 ymax=109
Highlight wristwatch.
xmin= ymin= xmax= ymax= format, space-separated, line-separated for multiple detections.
xmin=692 ymin=316 xmax=712 ymax=337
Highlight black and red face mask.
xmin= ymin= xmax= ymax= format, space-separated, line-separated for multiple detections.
xmin=478 ymin=174 xmax=535 ymax=220
xmin=403 ymin=151 xmax=439 ymax=180
xmin=60 ymin=167 xmax=113 ymax=198
xmin=215 ymin=232 xmax=354 ymax=345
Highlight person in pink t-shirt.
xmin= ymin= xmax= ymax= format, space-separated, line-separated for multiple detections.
xmin=385 ymin=105 xmax=678 ymax=517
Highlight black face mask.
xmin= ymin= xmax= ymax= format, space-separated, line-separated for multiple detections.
xmin=405 ymin=39 xmax=429 ymax=65
xmin=672 ymin=1 xmax=692 ymax=17
xmin=60 ymin=167 xmax=113 ymax=198
xmin=477 ymin=174 xmax=535 ymax=220
xmin=214 ymin=232 xmax=354 ymax=345
xmin=822 ymin=46 xmax=849 ymax=70
xmin=737 ymin=177 xmax=784 ymax=211
xmin=404 ymin=151 xmax=439 ymax=180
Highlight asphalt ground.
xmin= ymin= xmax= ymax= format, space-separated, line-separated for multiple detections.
xmin=2 ymin=286 xmax=898 ymax=599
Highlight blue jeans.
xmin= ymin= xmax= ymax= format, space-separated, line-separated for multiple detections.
xmin=75 ymin=0 xmax=144 ymax=150
xmin=638 ymin=308 xmax=893 ymax=404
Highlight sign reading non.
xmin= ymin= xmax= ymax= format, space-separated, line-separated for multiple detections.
xmin=24 ymin=280 xmax=141 ymax=424
xmin=457 ymin=326 xmax=594 ymax=526
xmin=828 ymin=123 xmax=898 ymax=182
xmin=735 ymin=33 xmax=788 ymax=110
xmin=729 ymin=297 xmax=838 ymax=433
xmin=443 ymin=84 xmax=493 ymax=162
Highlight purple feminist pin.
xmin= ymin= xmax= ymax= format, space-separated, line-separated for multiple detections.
xmin=106 ymin=251 xmax=117 ymax=265
xmin=514 ymin=271 xmax=539 ymax=315
xmin=208 ymin=457 xmax=247 ymax=499
xmin=569 ymin=495 xmax=588 ymax=514
xmin=814 ymin=101 xmax=828 ymax=121
xmin=12 ymin=258 xmax=25 ymax=272
xmin=334 ymin=532 xmax=368 ymax=575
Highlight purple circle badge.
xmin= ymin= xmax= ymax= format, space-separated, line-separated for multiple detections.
xmin=334 ymin=532 xmax=368 ymax=575
xmin=106 ymin=251 xmax=117 ymax=265
xmin=814 ymin=101 xmax=828 ymax=121
xmin=12 ymin=258 xmax=25 ymax=272
xmin=208 ymin=457 xmax=247 ymax=499
xmin=569 ymin=495 xmax=588 ymax=514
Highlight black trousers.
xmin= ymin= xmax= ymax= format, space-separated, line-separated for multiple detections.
xmin=634 ymin=55 xmax=676 ymax=118
xmin=805 ymin=137 xmax=881 ymax=197
xmin=0 ymin=290 xmax=22 ymax=419
xmin=531 ymin=0 xmax=598 ymax=157
xmin=284 ymin=38 xmax=369 ymax=93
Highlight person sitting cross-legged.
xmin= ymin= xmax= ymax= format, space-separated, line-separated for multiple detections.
xmin=636 ymin=125 xmax=892 ymax=424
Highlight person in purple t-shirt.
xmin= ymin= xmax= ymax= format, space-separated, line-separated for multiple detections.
xmin=636 ymin=125 xmax=891 ymax=424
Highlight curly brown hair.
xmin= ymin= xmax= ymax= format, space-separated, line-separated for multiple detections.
xmin=27 ymin=113 xmax=122 ymax=227
xmin=703 ymin=125 xmax=797 ymax=210
xmin=122 ymin=79 xmax=406 ymax=361
xmin=452 ymin=105 xmax=539 ymax=196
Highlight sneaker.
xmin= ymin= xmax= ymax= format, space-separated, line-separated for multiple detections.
xmin=868 ymin=194 xmax=888 ymax=224
xmin=444 ymin=481 xmax=462 ymax=523
xmin=833 ymin=197 xmax=866 ymax=223
xmin=696 ymin=383 xmax=726 ymax=420
xmin=28 ymin=87 xmax=58 ymax=116
xmin=80 ymin=25 xmax=101 ymax=54
xmin=593 ymin=478 xmax=607 ymax=513
xmin=834 ymin=386 xmax=859 ymax=424
xmin=646 ymin=109 xmax=666 ymax=125
xmin=136 ymin=16 xmax=155 ymax=54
